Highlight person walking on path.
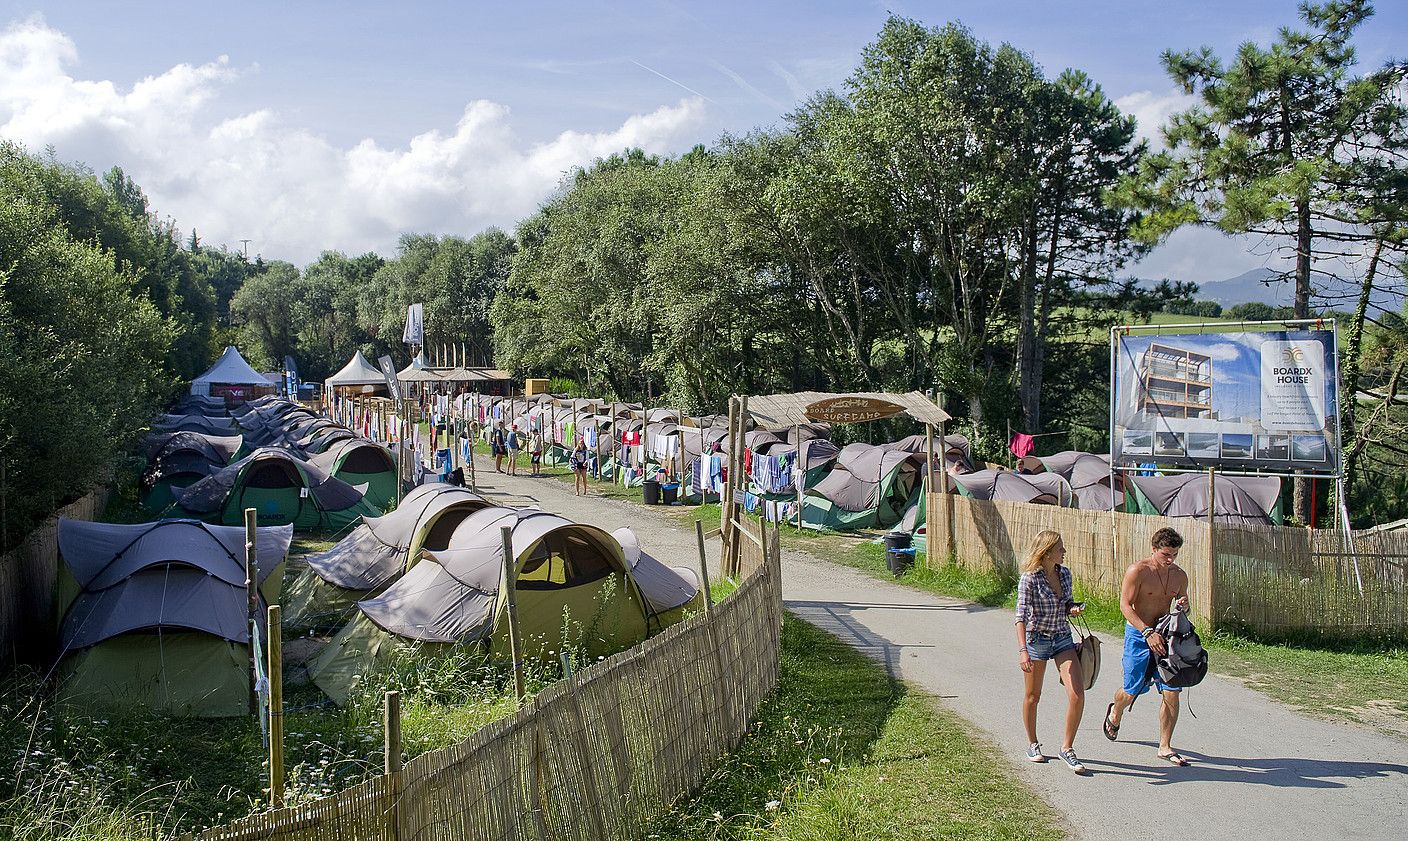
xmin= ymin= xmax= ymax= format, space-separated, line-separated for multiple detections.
xmin=507 ymin=424 xmax=523 ymax=476
xmin=1015 ymin=529 xmax=1087 ymax=773
xmin=1103 ymin=526 xmax=1191 ymax=766
xmin=528 ymin=428 xmax=544 ymax=477
xmin=492 ymin=421 xmax=507 ymax=473
xmin=569 ymin=439 xmax=589 ymax=495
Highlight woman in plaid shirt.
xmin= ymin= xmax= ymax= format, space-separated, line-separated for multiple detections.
xmin=1014 ymin=529 xmax=1087 ymax=772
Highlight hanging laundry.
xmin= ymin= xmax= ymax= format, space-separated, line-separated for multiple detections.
xmin=1009 ymin=433 xmax=1036 ymax=459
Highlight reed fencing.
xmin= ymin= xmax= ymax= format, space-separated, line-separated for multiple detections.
xmin=0 ymin=487 xmax=110 ymax=667
xmin=189 ymin=510 xmax=784 ymax=841
xmin=926 ymin=491 xmax=1407 ymax=639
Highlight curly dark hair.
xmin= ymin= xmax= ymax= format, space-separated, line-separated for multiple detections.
xmin=1151 ymin=527 xmax=1184 ymax=550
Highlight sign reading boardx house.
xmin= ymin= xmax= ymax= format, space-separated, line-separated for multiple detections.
xmin=805 ymin=396 xmax=905 ymax=424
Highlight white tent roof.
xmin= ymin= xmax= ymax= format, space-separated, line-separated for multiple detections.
xmin=191 ymin=346 xmax=269 ymax=391
xmin=327 ymin=351 xmax=387 ymax=386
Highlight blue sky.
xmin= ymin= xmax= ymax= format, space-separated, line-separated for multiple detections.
xmin=3 ymin=1 xmax=1405 ymax=274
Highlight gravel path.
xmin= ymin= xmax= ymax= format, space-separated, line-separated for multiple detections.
xmin=466 ymin=457 xmax=1408 ymax=841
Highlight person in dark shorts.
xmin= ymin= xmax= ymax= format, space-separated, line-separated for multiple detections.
xmin=569 ymin=439 xmax=589 ymax=495
xmin=491 ymin=421 xmax=507 ymax=473
xmin=1014 ymin=529 xmax=1087 ymax=773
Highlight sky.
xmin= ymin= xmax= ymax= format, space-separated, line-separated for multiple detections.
xmin=2 ymin=1 xmax=1405 ymax=283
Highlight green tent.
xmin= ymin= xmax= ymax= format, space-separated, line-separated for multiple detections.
xmin=174 ymin=447 xmax=380 ymax=531
xmin=310 ymin=509 xmax=701 ymax=705
xmin=802 ymin=445 xmax=927 ymax=530
xmin=309 ymin=438 xmax=397 ymax=513
xmin=282 ymin=483 xmax=491 ymax=629
xmin=140 ymin=432 xmax=242 ymax=512
xmin=1125 ymin=473 xmax=1284 ymax=525
xmin=54 ymin=518 xmax=291 ymax=717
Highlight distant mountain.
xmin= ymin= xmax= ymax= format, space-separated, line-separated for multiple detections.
xmin=1139 ymin=266 xmax=1405 ymax=312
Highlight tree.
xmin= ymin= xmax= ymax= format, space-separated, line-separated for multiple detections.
xmin=231 ymin=261 xmax=301 ymax=370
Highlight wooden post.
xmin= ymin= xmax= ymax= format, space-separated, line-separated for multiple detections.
xmin=940 ymin=421 xmax=955 ymax=563
xmin=500 ymin=525 xmax=525 ymax=702
xmin=268 ymin=604 xmax=285 ymax=806
xmin=244 ymin=507 xmax=258 ymax=715
xmin=694 ymin=520 xmax=713 ymax=615
xmin=721 ymin=397 xmax=738 ymax=562
xmin=384 ymin=690 xmax=402 ymax=841
xmin=925 ymin=424 xmax=936 ymax=564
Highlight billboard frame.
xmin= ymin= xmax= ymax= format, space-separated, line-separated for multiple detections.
xmin=1108 ymin=318 xmax=1342 ymax=481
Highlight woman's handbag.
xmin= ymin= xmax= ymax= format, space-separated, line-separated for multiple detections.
xmin=1061 ymin=613 xmax=1101 ymax=691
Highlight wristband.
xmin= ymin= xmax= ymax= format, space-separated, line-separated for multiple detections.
xmin=1141 ymin=627 xmax=1155 ymax=639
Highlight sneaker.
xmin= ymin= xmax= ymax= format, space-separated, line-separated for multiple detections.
xmin=1059 ymin=748 xmax=1086 ymax=773
xmin=1026 ymin=742 xmax=1045 ymax=762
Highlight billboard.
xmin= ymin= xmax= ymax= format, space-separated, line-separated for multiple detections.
xmin=1111 ymin=328 xmax=1339 ymax=475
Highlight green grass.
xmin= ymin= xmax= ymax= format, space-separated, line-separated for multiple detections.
xmin=646 ymin=617 xmax=1064 ymax=840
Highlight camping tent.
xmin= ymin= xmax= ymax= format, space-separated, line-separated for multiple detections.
xmin=190 ymin=345 xmax=275 ymax=402
xmin=141 ymin=432 xmax=243 ymax=511
xmin=1126 ymin=473 xmax=1283 ymax=525
xmin=308 ymin=438 xmax=397 ymax=512
xmin=950 ymin=469 xmax=1069 ymax=506
xmin=54 ymin=518 xmax=291 ymax=717
xmin=282 ymin=483 xmax=492 ymax=627
xmin=1018 ymin=451 xmax=1124 ymax=511
xmin=804 ymin=444 xmax=927 ymax=530
xmin=174 ymin=447 xmax=382 ymax=530
xmin=310 ymin=508 xmax=687 ymax=705
xmin=153 ymin=413 xmax=239 ymax=436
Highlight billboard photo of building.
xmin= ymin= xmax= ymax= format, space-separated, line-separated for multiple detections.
xmin=1112 ymin=328 xmax=1338 ymax=474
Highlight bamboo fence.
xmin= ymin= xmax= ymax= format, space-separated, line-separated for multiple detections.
xmin=927 ymin=492 xmax=1408 ymax=638
xmin=189 ymin=509 xmax=783 ymax=841
xmin=0 ymin=486 xmax=110 ymax=667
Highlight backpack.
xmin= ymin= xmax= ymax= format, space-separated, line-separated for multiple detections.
xmin=1152 ymin=607 xmax=1208 ymax=689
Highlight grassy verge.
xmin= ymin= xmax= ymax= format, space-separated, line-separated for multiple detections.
xmin=646 ymin=617 xmax=1064 ymax=840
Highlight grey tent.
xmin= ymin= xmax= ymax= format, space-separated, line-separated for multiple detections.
xmin=174 ymin=447 xmax=380 ymax=530
xmin=55 ymin=518 xmax=291 ymax=717
xmin=610 ymin=527 xmax=703 ymax=629
xmin=805 ymin=444 xmax=927 ymax=529
xmin=154 ymin=413 xmax=239 ymax=436
xmin=142 ymin=432 xmax=243 ymax=511
xmin=1126 ymin=473 xmax=1283 ymax=525
xmin=950 ymin=469 xmax=1065 ymax=505
xmin=310 ymin=508 xmax=677 ymax=704
xmin=282 ymin=483 xmax=492 ymax=626
xmin=1019 ymin=451 xmax=1124 ymax=511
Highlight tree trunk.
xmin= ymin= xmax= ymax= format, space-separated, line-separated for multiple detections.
xmin=1016 ymin=211 xmax=1040 ymax=433
xmin=1340 ymin=236 xmax=1385 ymax=489
xmin=1292 ymin=197 xmax=1313 ymax=521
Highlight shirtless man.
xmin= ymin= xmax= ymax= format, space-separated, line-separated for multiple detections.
xmin=1102 ymin=526 xmax=1191 ymax=766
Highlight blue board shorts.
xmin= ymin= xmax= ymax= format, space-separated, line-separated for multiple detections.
xmin=1025 ymin=629 xmax=1077 ymax=661
xmin=1123 ymin=623 xmax=1180 ymax=697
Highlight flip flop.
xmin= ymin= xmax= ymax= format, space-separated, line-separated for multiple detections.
xmin=1157 ymin=752 xmax=1190 ymax=766
xmin=1102 ymin=703 xmax=1119 ymax=741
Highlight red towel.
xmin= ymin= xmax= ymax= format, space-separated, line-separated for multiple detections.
xmin=1009 ymin=433 xmax=1035 ymax=458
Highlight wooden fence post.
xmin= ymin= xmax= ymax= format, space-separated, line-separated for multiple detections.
xmin=694 ymin=520 xmax=713 ymax=614
xmin=384 ymin=690 xmax=402 ymax=841
xmin=925 ymin=423 xmax=936 ymax=565
xmin=500 ymin=525 xmax=525 ymax=702
xmin=244 ymin=507 xmax=258 ymax=715
xmin=268 ymin=604 xmax=284 ymax=807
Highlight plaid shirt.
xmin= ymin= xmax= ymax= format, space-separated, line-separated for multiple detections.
xmin=1014 ymin=566 xmax=1074 ymax=635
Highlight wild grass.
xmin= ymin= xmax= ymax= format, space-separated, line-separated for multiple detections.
xmin=645 ymin=617 xmax=1064 ymax=840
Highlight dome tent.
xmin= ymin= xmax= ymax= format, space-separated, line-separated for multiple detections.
xmin=1018 ymin=451 xmax=1124 ymax=511
xmin=1125 ymin=473 xmax=1283 ymax=525
xmin=309 ymin=508 xmax=675 ymax=705
xmin=803 ymin=444 xmax=928 ymax=530
xmin=282 ymin=483 xmax=492 ymax=627
xmin=174 ymin=447 xmax=382 ymax=531
xmin=950 ymin=469 xmax=1069 ymax=506
xmin=308 ymin=437 xmax=397 ymax=512
xmin=54 ymin=518 xmax=291 ymax=717
xmin=141 ymin=432 xmax=243 ymax=511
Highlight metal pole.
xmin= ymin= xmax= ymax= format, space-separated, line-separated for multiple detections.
xmin=500 ymin=526 xmax=525 ymax=702
xmin=268 ymin=604 xmax=284 ymax=806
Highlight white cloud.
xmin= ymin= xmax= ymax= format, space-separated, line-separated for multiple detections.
xmin=0 ymin=17 xmax=709 ymax=264
xmin=1114 ymin=88 xmax=1198 ymax=148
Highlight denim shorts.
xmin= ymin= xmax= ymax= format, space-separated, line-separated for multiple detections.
xmin=1025 ymin=629 xmax=1077 ymax=661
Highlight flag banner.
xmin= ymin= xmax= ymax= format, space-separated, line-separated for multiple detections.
xmin=402 ymin=303 xmax=424 ymax=346
xmin=1111 ymin=328 xmax=1339 ymax=475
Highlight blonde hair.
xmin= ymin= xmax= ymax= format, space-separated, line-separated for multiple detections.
xmin=1022 ymin=530 xmax=1063 ymax=573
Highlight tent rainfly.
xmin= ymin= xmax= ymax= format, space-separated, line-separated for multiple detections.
xmin=55 ymin=518 xmax=292 ymax=717
xmin=174 ymin=447 xmax=382 ymax=530
xmin=308 ymin=438 xmax=398 ymax=512
xmin=804 ymin=444 xmax=928 ymax=530
xmin=141 ymin=432 xmax=243 ymax=511
xmin=282 ymin=483 xmax=492 ymax=627
xmin=950 ymin=469 xmax=1070 ymax=506
xmin=1126 ymin=473 xmax=1283 ymax=525
xmin=1018 ymin=451 xmax=1124 ymax=511
xmin=310 ymin=508 xmax=698 ymax=705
